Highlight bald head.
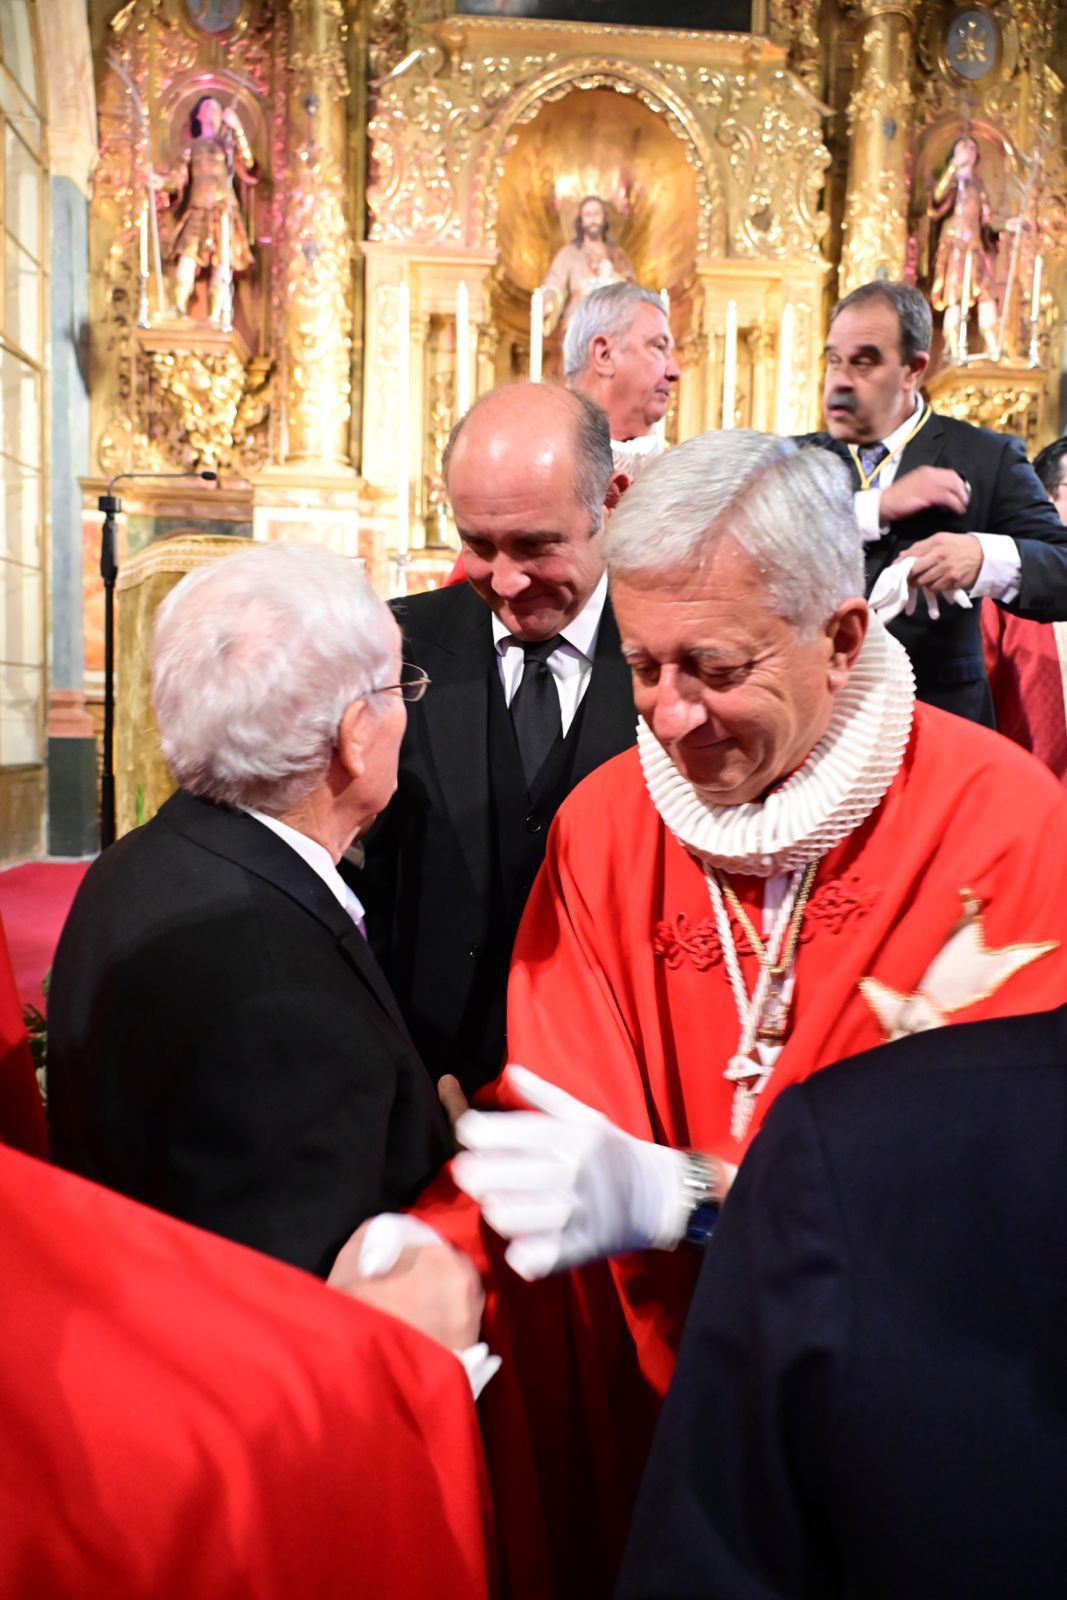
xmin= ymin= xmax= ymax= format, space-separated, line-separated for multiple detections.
xmin=444 ymin=383 xmax=619 ymax=641
xmin=444 ymin=383 xmax=612 ymax=522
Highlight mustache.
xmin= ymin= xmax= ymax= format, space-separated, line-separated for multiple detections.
xmin=827 ymin=389 xmax=858 ymax=413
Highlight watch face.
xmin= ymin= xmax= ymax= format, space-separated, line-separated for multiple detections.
xmin=946 ymin=10 xmax=999 ymax=81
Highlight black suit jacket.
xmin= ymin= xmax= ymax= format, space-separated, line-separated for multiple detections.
xmin=354 ymin=581 xmax=636 ymax=1093
xmin=47 ymin=790 xmax=450 ymax=1276
xmin=803 ymin=412 xmax=1067 ymax=722
xmin=618 ymin=1007 xmax=1067 ymax=1600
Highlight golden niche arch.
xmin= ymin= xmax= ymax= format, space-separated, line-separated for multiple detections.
xmin=491 ymin=84 xmax=702 ymax=383
xmin=360 ymin=16 xmax=830 ymax=589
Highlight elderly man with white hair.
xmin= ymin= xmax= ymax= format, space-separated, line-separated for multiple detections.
xmin=439 ymin=430 xmax=1067 ymax=1600
xmin=48 ymin=543 xmax=455 ymax=1282
xmin=565 ymin=281 xmax=680 ymax=482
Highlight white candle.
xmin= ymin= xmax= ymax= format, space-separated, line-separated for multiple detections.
xmin=1031 ymin=253 xmax=1043 ymax=323
xmin=397 ymin=280 xmax=411 ymax=561
xmin=455 ymin=281 xmax=471 ymax=415
xmin=530 ymin=287 xmax=543 ymax=383
xmin=959 ymin=248 xmax=972 ymax=324
xmin=220 ymin=208 xmax=231 ymax=280
xmin=139 ymin=206 xmax=149 ymax=278
xmin=775 ymin=303 xmax=794 ymax=434
xmin=660 ymin=288 xmax=670 ymax=317
xmin=722 ymin=300 xmax=738 ymax=430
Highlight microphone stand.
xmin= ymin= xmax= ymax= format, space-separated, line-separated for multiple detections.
xmin=97 ymin=470 xmax=217 ymax=849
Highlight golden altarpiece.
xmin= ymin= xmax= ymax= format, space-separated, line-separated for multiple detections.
xmin=82 ymin=0 xmax=1067 ymax=827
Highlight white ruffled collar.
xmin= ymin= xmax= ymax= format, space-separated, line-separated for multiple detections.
xmin=638 ymin=614 xmax=915 ymax=877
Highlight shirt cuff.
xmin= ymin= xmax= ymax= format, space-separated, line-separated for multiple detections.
xmin=969 ymin=533 xmax=1021 ymax=603
xmin=854 ymin=488 xmax=885 ymax=543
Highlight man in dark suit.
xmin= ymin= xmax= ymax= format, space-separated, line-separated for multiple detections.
xmin=48 ymin=542 xmax=451 ymax=1277
xmin=355 ymin=383 xmax=636 ymax=1095
xmin=803 ymin=278 xmax=1067 ymax=723
xmin=617 ymin=1008 xmax=1067 ymax=1599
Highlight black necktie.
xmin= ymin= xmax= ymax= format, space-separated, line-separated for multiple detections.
xmin=510 ymin=636 xmax=563 ymax=787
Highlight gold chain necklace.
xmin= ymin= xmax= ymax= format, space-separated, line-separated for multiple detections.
xmin=713 ymin=859 xmax=819 ymax=983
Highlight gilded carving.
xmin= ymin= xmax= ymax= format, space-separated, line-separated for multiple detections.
xmin=767 ymin=0 xmax=823 ymax=97
xmin=366 ymin=26 xmax=828 ymax=264
xmin=841 ymin=173 xmax=909 ymax=290
xmin=144 ymin=344 xmax=249 ymax=471
xmin=933 ymin=380 xmax=1039 ymax=446
xmin=282 ymin=134 xmax=353 ymax=462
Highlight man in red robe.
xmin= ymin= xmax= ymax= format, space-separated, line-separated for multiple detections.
xmin=982 ymin=436 xmax=1067 ymax=784
xmin=0 ymin=1140 xmax=494 ymax=1598
xmin=426 ymin=429 xmax=1067 ymax=1598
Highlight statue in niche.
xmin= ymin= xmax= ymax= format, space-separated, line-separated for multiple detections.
xmin=540 ymin=195 xmax=635 ymax=335
xmin=927 ymin=136 xmax=999 ymax=360
xmin=151 ymin=95 xmax=258 ymax=322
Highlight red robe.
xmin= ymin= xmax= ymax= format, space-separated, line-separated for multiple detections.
xmin=0 ymin=912 xmax=47 ymax=1158
xmin=423 ymin=702 xmax=1067 ymax=1597
xmin=981 ymin=599 xmax=1067 ymax=786
xmin=1 ymin=1145 xmax=495 ymax=1600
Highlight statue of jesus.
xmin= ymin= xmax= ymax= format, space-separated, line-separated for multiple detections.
xmin=540 ymin=196 xmax=635 ymax=335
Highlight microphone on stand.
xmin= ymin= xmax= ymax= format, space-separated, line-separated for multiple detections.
xmin=97 ymin=469 xmax=218 ymax=850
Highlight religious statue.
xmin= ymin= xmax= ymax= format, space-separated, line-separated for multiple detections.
xmin=927 ymin=136 xmax=999 ymax=361
xmin=540 ymin=195 xmax=635 ymax=334
xmin=151 ymin=95 xmax=258 ymax=323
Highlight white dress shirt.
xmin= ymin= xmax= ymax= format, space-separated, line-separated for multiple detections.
xmin=245 ymin=809 xmax=367 ymax=931
xmin=492 ymin=571 xmax=609 ymax=734
xmin=853 ymin=395 xmax=1020 ymax=603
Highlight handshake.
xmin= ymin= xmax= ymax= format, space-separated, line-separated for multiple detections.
xmin=330 ymin=1066 xmax=733 ymax=1387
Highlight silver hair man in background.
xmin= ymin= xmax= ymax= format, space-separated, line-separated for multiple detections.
xmin=47 ymin=543 xmax=475 ymax=1331
xmin=441 ymin=429 xmax=1067 ymax=1599
xmin=564 ymin=281 xmax=680 ymax=482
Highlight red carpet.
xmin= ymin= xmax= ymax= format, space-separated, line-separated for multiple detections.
xmin=0 ymin=862 xmax=92 ymax=1013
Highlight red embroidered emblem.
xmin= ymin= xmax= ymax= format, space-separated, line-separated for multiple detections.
xmin=653 ymin=875 xmax=878 ymax=969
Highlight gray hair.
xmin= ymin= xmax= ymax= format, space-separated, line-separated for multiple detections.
xmin=830 ymin=280 xmax=933 ymax=364
xmin=443 ymin=382 xmax=613 ymax=525
xmin=563 ymin=282 xmax=667 ymax=379
xmin=603 ymin=430 xmax=864 ymax=630
xmin=152 ymin=542 xmax=398 ymax=814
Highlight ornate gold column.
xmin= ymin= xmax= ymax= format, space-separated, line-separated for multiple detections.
xmin=283 ymin=0 xmax=353 ymax=467
xmin=839 ymin=0 xmax=918 ymax=295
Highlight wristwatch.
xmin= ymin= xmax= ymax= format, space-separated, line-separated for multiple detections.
xmin=680 ymin=1150 xmax=720 ymax=1247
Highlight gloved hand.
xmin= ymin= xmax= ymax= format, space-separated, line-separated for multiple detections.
xmin=452 ymin=1066 xmax=693 ymax=1280
xmin=869 ymin=555 xmax=972 ymax=623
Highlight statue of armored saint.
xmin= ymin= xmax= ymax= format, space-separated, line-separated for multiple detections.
xmin=151 ymin=95 xmax=258 ymax=322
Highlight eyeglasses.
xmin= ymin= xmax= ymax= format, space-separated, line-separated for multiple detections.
xmin=369 ymin=663 xmax=431 ymax=703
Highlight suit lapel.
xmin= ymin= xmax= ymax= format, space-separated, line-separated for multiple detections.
xmin=896 ymin=406 xmax=946 ymax=474
xmin=571 ymin=597 xmax=637 ymax=781
xmin=416 ymin=589 xmax=493 ymax=906
xmin=159 ymin=791 xmax=410 ymax=1032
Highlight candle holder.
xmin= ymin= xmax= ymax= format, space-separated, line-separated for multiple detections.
xmin=957 ymin=305 xmax=971 ymax=365
xmin=1027 ymin=316 xmax=1041 ymax=368
xmin=216 ymin=271 xmax=234 ymax=335
xmin=137 ymin=270 xmax=151 ymax=329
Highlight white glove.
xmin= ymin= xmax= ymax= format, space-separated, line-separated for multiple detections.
xmin=452 ymin=1066 xmax=692 ymax=1280
xmin=868 ymin=555 xmax=972 ymax=624
xmin=355 ymin=1214 xmax=501 ymax=1400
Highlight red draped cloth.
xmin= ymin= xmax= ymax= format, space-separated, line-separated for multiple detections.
xmin=0 ymin=1145 xmax=495 ymax=1599
xmin=420 ymin=703 xmax=1067 ymax=1598
xmin=981 ymin=600 xmax=1067 ymax=786
xmin=0 ymin=912 xmax=47 ymax=1157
